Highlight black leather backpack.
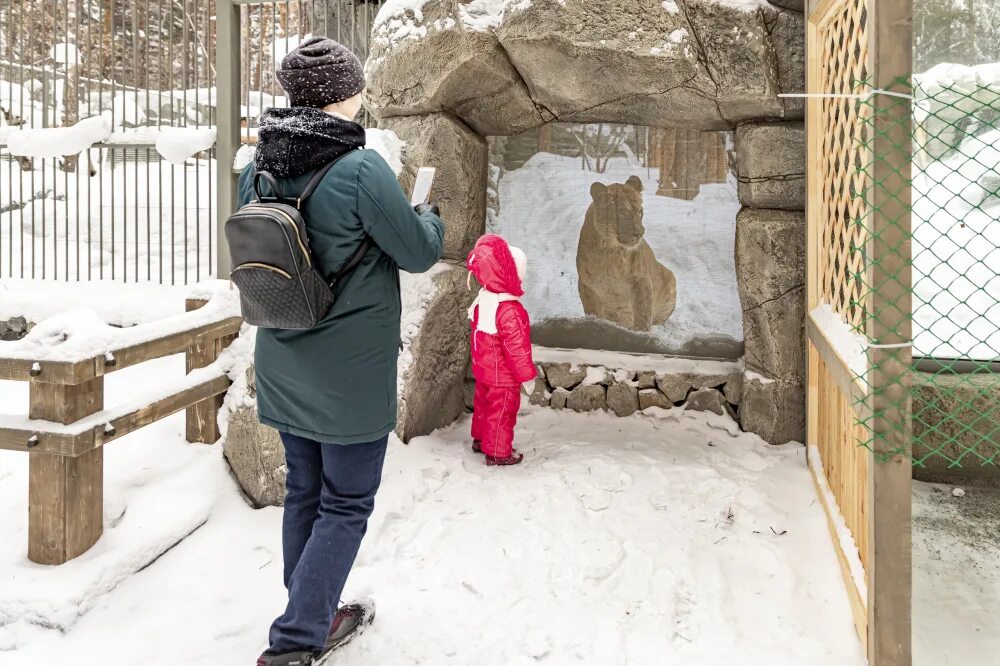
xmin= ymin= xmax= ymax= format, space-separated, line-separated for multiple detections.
xmin=225 ymin=152 xmax=372 ymax=329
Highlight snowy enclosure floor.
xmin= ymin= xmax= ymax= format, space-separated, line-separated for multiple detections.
xmin=0 ymin=355 xmax=867 ymax=666
xmin=913 ymin=481 xmax=1000 ymax=666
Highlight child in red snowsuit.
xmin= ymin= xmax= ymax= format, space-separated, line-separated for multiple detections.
xmin=466 ymin=234 xmax=537 ymax=466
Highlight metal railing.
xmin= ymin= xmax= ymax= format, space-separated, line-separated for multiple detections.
xmin=0 ymin=0 xmax=382 ymax=283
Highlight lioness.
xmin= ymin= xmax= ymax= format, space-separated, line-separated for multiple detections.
xmin=576 ymin=176 xmax=677 ymax=331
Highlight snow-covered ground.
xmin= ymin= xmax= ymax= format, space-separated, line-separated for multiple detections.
xmin=0 ymin=385 xmax=864 ymax=664
xmin=0 ymin=280 xmax=996 ymax=665
xmin=913 ymin=481 xmax=1000 ymax=666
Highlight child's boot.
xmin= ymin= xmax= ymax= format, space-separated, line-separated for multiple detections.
xmin=486 ymin=450 xmax=524 ymax=466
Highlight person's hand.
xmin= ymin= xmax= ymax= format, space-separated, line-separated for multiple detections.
xmin=415 ymin=202 xmax=440 ymax=216
xmin=521 ymin=379 xmax=536 ymax=396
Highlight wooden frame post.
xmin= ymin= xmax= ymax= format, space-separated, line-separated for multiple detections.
xmin=28 ymin=378 xmax=105 ymax=565
xmin=867 ymin=0 xmax=912 ymax=662
xmin=185 ymin=298 xmax=237 ymax=443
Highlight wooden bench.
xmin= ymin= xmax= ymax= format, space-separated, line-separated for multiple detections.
xmin=0 ymin=298 xmax=241 ymax=565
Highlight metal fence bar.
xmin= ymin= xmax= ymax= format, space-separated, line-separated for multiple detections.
xmin=0 ymin=0 xmax=380 ymax=284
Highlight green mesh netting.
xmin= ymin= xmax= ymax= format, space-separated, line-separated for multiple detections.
xmin=849 ymin=75 xmax=1000 ymax=469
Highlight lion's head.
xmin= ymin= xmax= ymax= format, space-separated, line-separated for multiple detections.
xmin=588 ymin=176 xmax=646 ymax=249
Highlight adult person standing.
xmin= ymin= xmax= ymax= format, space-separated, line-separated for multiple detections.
xmin=236 ymin=37 xmax=444 ymax=666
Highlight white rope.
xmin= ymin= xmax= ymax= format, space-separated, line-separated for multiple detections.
xmin=778 ymin=89 xmax=914 ymax=101
xmin=867 ymin=341 xmax=913 ymax=349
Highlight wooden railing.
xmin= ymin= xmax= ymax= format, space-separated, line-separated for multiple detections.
xmin=0 ymin=298 xmax=241 ymax=565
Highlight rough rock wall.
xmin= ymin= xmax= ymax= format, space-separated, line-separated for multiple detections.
xmin=366 ymin=0 xmax=805 ymax=133
xmin=729 ymin=116 xmax=806 ymax=444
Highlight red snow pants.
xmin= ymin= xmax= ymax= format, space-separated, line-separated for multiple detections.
xmin=470 ymin=382 xmax=520 ymax=458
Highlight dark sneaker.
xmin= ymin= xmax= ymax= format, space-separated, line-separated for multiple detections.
xmin=472 ymin=440 xmax=482 ymax=454
xmin=257 ymin=651 xmax=316 ymax=666
xmin=485 ymin=451 xmax=524 ymax=466
xmin=323 ymin=598 xmax=376 ymax=653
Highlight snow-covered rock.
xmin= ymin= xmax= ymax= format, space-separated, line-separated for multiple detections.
xmin=639 ymin=387 xmax=673 ymax=410
xmin=223 ymin=366 xmax=287 ymax=508
xmin=566 ymin=383 xmax=607 ymax=412
xmin=367 ymin=0 xmax=543 ymax=134
xmin=367 ymin=0 xmax=803 ymax=132
xmin=607 ymin=380 xmax=640 ymax=417
xmin=544 ymin=363 xmax=588 ymax=390
xmin=741 ymin=372 xmax=804 ymax=445
xmin=397 ymin=263 xmax=477 ymax=441
xmin=684 ymin=386 xmax=729 ymax=416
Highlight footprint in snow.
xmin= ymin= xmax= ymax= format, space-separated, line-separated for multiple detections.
xmin=421 ymin=466 xmax=450 ymax=492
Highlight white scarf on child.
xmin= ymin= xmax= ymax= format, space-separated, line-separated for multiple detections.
xmin=468 ymin=289 xmax=520 ymax=335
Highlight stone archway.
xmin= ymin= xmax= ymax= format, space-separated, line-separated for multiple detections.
xmin=367 ymin=0 xmax=808 ymax=445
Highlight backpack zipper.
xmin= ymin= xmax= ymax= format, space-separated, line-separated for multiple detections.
xmin=232 ymin=262 xmax=292 ymax=279
xmin=242 ymin=205 xmax=312 ymax=268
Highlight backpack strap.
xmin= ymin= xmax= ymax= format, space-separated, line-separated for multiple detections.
xmin=252 ymin=171 xmax=285 ymax=202
xmin=330 ymin=235 xmax=374 ymax=288
xmin=295 ymin=149 xmax=357 ymax=209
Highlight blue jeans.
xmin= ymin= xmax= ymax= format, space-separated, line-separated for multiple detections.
xmin=268 ymin=432 xmax=389 ymax=654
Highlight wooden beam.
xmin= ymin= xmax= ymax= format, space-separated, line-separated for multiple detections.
xmin=867 ymin=0 xmax=913 ymax=663
xmin=0 ymin=373 xmax=232 ymax=456
xmin=0 ymin=316 xmax=242 ymax=384
xmin=806 ymin=313 xmax=869 ymax=414
xmin=27 ymin=376 xmax=105 ymax=565
xmin=29 ymin=378 xmax=105 ymax=425
xmin=808 ymin=453 xmax=868 ymax=647
xmin=185 ymin=298 xmax=237 ymax=443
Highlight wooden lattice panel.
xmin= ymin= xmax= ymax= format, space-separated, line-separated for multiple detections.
xmin=817 ymin=0 xmax=870 ymax=331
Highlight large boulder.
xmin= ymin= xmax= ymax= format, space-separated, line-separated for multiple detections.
xmin=567 ymin=384 xmax=608 ymax=412
xmin=765 ymin=7 xmax=805 ymax=118
xmin=736 ymin=121 xmax=805 ymax=210
xmin=639 ymin=388 xmax=673 ymax=411
xmin=367 ymin=0 xmax=801 ymax=134
xmin=397 ymin=264 xmax=476 ymax=441
xmin=223 ymin=366 xmax=286 ymax=508
xmin=654 ymin=364 xmax=743 ymax=404
xmin=741 ymin=373 xmax=805 ymax=444
xmin=766 ymin=0 xmax=804 ymax=11
xmin=365 ymin=1 xmax=545 ymax=135
xmin=607 ymin=381 xmax=640 ymax=417
xmin=544 ymin=363 xmax=588 ymax=390
xmin=498 ymin=0 xmax=781 ymax=129
xmin=736 ymin=208 xmax=805 ymax=444
xmin=379 ymin=113 xmax=487 ymax=261
xmin=736 ymin=208 xmax=805 ymax=382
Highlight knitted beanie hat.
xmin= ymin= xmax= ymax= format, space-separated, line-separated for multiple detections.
xmin=276 ymin=37 xmax=365 ymax=108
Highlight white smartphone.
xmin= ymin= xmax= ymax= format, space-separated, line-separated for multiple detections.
xmin=410 ymin=167 xmax=436 ymax=205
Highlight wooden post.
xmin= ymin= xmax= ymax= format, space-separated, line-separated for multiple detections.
xmin=185 ymin=298 xmax=236 ymax=443
xmin=868 ymin=0 xmax=912 ymax=663
xmin=27 ymin=378 xmax=105 ymax=565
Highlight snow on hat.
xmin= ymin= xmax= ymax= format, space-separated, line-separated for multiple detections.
xmin=276 ymin=37 xmax=365 ymax=109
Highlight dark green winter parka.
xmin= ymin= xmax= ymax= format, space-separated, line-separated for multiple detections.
xmin=238 ymin=107 xmax=444 ymax=443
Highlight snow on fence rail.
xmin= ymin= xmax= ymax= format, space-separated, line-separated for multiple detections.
xmin=0 ymin=286 xmax=241 ymax=565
